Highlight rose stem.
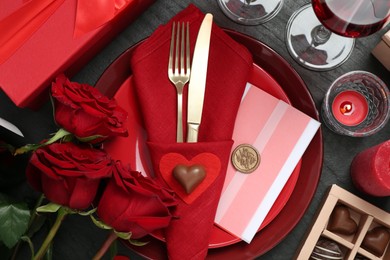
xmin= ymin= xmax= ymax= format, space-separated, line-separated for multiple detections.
xmin=92 ymin=231 xmax=118 ymax=260
xmin=33 ymin=207 xmax=68 ymax=260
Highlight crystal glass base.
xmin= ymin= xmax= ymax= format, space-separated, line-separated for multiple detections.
xmin=286 ymin=4 xmax=355 ymax=71
xmin=217 ymin=0 xmax=283 ymax=25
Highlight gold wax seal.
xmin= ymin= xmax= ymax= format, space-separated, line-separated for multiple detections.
xmin=231 ymin=144 xmax=260 ymax=174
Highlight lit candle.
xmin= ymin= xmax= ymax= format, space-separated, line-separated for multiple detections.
xmin=332 ymin=90 xmax=368 ymax=126
xmin=350 ymin=140 xmax=390 ymax=197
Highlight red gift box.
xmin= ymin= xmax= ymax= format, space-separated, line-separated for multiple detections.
xmin=0 ymin=0 xmax=155 ymax=108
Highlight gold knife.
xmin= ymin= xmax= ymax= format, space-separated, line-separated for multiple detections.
xmin=186 ymin=13 xmax=213 ymax=143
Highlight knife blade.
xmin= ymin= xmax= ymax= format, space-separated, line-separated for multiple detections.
xmin=0 ymin=116 xmax=26 ymax=147
xmin=186 ymin=13 xmax=213 ymax=143
xmin=0 ymin=117 xmax=24 ymax=137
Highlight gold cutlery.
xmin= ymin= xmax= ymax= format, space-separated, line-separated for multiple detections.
xmin=186 ymin=14 xmax=213 ymax=143
xmin=168 ymin=21 xmax=190 ymax=143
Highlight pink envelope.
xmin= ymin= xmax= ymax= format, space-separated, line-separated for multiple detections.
xmin=215 ymin=83 xmax=320 ymax=243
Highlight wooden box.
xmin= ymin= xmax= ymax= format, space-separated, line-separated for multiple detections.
xmin=372 ymin=29 xmax=390 ymax=71
xmin=296 ymin=185 xmax=390 ymax=260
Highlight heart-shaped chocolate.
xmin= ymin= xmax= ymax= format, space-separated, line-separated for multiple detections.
xmin=173 ymin=164 xmax=206 ymax=194
xmin=327 ymin=205 xmax=358 ymax=235
xmin=159 ymin=153 xmax=221 ymax=204
xmin=361 ymin=226 xmax=390 ymax=257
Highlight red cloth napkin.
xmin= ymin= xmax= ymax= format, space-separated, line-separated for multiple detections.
xmin=130 ymin=4 xmax=252 ymax=259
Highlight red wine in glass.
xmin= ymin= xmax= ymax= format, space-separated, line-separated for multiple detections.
xmin=312 ymin=0 xmax=390 ymax=38
xmin=286 ymin=0 xmax=390 ymax=70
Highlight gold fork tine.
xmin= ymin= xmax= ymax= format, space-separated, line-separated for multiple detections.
xmin=180 ymin=22 xmax=185 ymax=75
xmin=186 ymin=22 xmax=190 ymax=77
xmin=175 ymin=22 xmax=180 ymax=75
xmin=168 ymin=22 xmax=175 ymax=74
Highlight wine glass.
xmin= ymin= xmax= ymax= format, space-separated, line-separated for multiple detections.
xmin=217 ymin=0 xmax=284 ymax=25
xmin=286 ymin=0 xmax=390 ymax=71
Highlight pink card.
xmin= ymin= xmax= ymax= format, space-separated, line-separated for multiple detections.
xmin=214 ymin=83 xmax=320 ymax=243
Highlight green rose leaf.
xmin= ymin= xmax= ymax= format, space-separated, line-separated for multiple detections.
xmin=114 ymin=231 xmax=132 ymax=240
xmin=90 ymin=215 xmax=112 ymax=230
xmin=36 ymin=203 xmax=62 ymax=213
xmin=0 ymin=196 xmax=30 ymax=248
xmin=128 ymin=239 xmax=149 ymax=247
xmin=14 ymin=128 xmax=72 ymax=155
xmin=77 ymin=208 xmax=96 ymax=216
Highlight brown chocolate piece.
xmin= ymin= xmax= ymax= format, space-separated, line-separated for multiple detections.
xmin=328 ymin=205 xmax=358 ymax=235
xmin=310 ymin=238 xmax=343 ymax=260
xmin=361 ymin=226 xmax=390 ymax=257
xmin=173 ymin=164 xmax=206 ymax=194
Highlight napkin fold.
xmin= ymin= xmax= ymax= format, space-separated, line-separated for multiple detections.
xmin=130 ymin=5 xmax=252 ymax=259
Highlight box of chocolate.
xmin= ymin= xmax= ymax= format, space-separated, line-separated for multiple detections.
xmin=0 ymin=0 xmax=156 ymax=108
xmin=295 ymin=184 xmax=390 ymax=260
xmin=372 ymin=29 xmax=390 ymax=71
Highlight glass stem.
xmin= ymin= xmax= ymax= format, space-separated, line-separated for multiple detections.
xmin=311 ymin=25 xmax=332 ymax=46
xmin=243 ymin=0 xmax=252 ymax=7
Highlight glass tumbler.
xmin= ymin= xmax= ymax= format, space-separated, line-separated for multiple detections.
xmin=321 ymin=71 xmax=390 ymax=137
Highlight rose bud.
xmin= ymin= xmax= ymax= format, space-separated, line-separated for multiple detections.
xmin=26 ymin=142 xmax=113 ymax=210
xmin=51 ymin=74 xmax=128 ymax=142
xmin=97 ymin=162 xmax=177 ymax=238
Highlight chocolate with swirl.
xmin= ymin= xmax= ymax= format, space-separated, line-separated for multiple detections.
xmin=310 ymin=238 xmax=344 ymax=260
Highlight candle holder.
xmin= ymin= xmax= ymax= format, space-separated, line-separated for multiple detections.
xmin=321 ymin=71 xmax=390 ymax=137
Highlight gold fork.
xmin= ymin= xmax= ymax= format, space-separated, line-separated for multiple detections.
xmin=168 ymin=21 xmax=190 ymax=143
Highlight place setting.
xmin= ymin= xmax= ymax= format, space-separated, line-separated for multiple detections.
xmin=96 ymin=1 xmax=390 ymax=259
xmin=96 ymin=3 xmax=323 ymax=259
xmin=0 ymin=1 xmax=389 ymax=260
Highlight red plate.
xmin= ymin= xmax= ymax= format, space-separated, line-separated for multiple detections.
xmin=101 ymin=62 xmax=301 ymax=248
xmin=95 ymin=30 xmax=323 ymax=259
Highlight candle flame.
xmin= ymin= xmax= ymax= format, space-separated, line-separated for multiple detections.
xmin=340 ymin=101 xmax=353 ymax=115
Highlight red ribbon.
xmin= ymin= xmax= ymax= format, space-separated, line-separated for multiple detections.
xmin=0 ymin=0 xmax=65 ymax=64
xmin=75 ymin=0 xmax=131 ymax=37
xmin=0 ymin=0 xmax=130 ymax=64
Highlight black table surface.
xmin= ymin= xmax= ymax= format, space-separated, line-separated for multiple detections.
xmin=3 ymin=0 xmax=390 ymax=259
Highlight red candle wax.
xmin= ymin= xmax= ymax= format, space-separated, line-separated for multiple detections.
xmin=332 ymin=90 xmax=368 ymax=126
xmin=350 ymin=140 xmax=390 ymax=197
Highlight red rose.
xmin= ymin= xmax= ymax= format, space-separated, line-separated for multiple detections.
xmin=26 ymin=142 xmax=113 ymax=210
xmin=97 ymin=162 xmax=177 ymax=238
xmin=51 ymin=74 xmax=128 ymax=141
